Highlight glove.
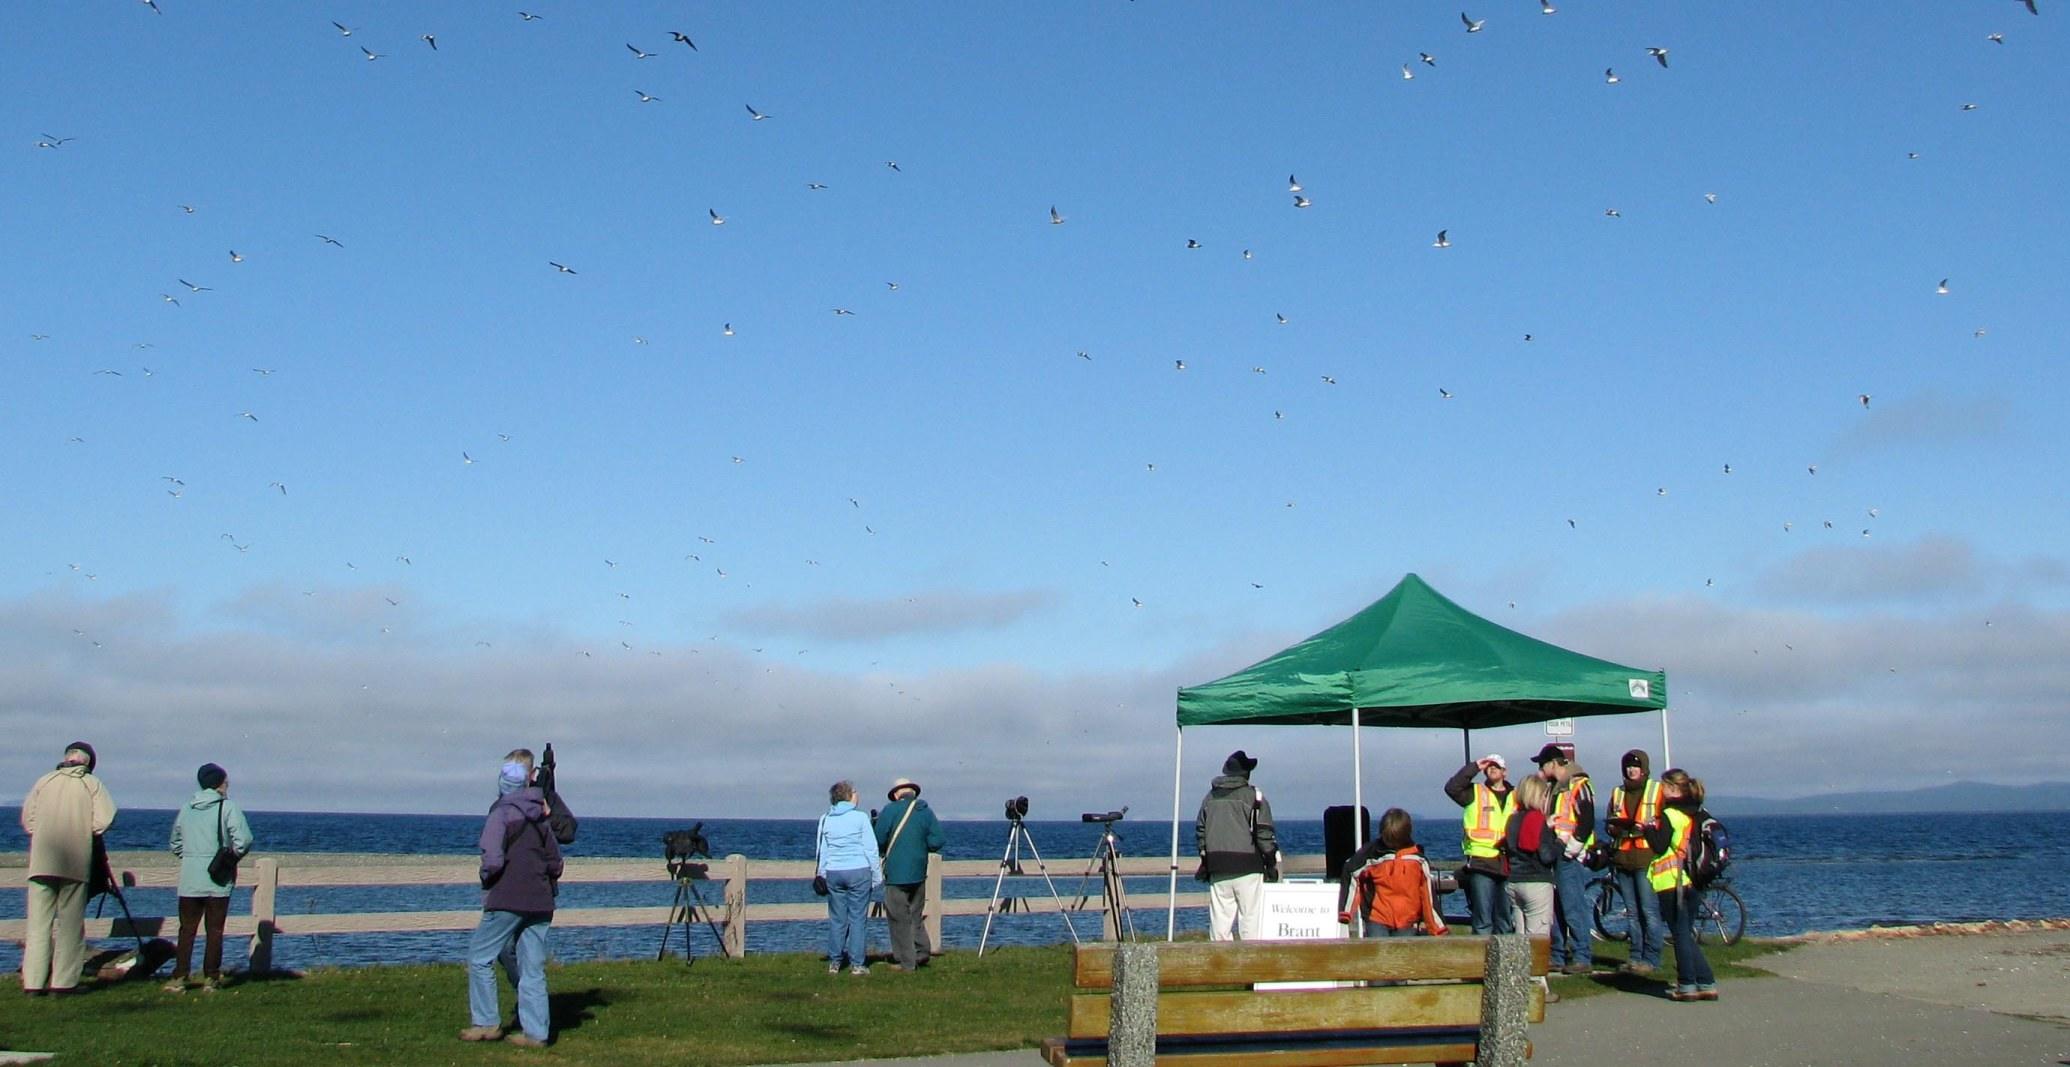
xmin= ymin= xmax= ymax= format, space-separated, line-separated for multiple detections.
xmin=1265 ymin=865 xmax=1281 ymax=884
xmin=1193 ymin=861 xmax=1208 ymax=883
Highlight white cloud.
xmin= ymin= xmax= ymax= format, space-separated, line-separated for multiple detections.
xmin=723 ymin=588 xmax=1057 ymax=641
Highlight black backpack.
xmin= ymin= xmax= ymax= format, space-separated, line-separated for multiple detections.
xmin=1687 ymin=813 xmax=1731 ymax=888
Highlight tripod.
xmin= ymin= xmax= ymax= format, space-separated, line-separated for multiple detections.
xmin=657 ymin=859 xmax=729 ymax=962
xmin=1072 ymin=816 xmax=1135 ymax=942
xmin=978 ymin=815 xmax=1080 ymax=956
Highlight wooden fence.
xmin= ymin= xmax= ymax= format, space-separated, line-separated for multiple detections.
xmin=1 ymin=853 xmax=1328 ymax=971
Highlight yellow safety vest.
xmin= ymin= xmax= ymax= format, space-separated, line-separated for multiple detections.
xmin=1551 ymin=778 xmax=1595 ymax=848
xmin=1461 ymin=783 xmax=1514 ymax=859
xmin=1649 ymin=807 xmax=1692 ymax=892
xmin=1610 ymin=780 xmax=1662 ymax=858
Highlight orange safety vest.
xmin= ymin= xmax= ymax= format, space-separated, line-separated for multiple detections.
xmin=1551 ymin=778 xmax=1595 ymax=848
xmin=1461 ymin=783 xmax=1514 ymax=859
xmin=1610 ymin=780 xmax=1662 ymax=856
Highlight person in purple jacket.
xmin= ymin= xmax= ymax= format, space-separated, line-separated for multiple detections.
xmin=460 ymin=751 xmax=564 ymax=1048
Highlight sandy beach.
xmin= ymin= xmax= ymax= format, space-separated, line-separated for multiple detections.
xmin=758 ymin=922 xmax=2070 ymax=1067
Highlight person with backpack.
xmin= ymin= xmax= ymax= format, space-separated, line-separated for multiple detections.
xmin=1654 ymin=769 xmax=1718 ymax=1001
xmin=461 ymin=751 xmax=563 ymax=1047
xmin=1444 ymin=754 xmax=1515 ymax=934
xmin=164 ymin=762 xmax=253 ymax=993
xmin=1195 ymin=750 xmax=1279 ymax=940
xmin=1337 ymin=808 xmax=1447 ymax=936
xmin=1602 ymin=749 xmax=1666 ymax=974
xmin=1533 ymin=743 xmax=1596 ymax=975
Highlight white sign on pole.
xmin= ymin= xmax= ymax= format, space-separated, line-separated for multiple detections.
xmin=1545 ymin=717 xmax=1575 ymax=738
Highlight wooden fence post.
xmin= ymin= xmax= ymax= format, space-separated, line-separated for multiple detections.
xmin=924 ymin=852 xmax=943 ymax=955
xmin=247 ymin=857 xmax=279 ymax=975
xmin=721 ymin=853 xmax=747 ymax=958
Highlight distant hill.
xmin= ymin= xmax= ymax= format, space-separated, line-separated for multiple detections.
xmin=1709 ymin=780 xmax=2070 ymax=815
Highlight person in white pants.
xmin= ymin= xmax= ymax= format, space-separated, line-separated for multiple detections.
xmin=21 ymin=742 xmax=118 ymax=995
xmin=1195 ymin=750 xmax=1279 ymax=941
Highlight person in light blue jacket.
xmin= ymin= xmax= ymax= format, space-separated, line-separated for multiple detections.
xmin=165 ymin=762 xmax=253 ymax=991
xmin=815 ymin=780 xmax=882 ymax=975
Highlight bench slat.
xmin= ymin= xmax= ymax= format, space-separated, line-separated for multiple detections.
xmin=1069 ymin=984 xmax=1488 ymax=1039
xmin=1042 ymin=1034 xmax=1533 ymax=1067
xmin=1074 ymin=937 xmax=1549 ymax=987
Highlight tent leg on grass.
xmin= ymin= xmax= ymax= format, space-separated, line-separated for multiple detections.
xmin=1167 ymin=724 xmax=1183 ymax=941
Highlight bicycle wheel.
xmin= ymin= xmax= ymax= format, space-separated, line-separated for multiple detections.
xmin=1694 ymin=882 xmax=1745 ymax=946
xmin=1591 ymin=876 xmax=1631 ymax=943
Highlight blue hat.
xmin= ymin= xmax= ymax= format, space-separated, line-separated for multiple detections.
xmin=498 ymin=762 xmax=528 ymax=795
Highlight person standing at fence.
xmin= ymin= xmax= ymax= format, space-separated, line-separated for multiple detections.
xmin=1534 ymin=743 xmax=1596 ymax=975
xmin=1195 ymin=750 xmax=1279 ymax=941
xmin=164 ymin=762 xmax=253 ymax=993
xmin=20 ymin=741 xmax=116 ymax=996
xmin=1654 ymin=769 xmax=1719 ymax=1002
xmin=817 ymin=780 xmax=882 ymax=975
xmin=1444 ymin=753 xmax=1515 ymax=934
xmin=461 ymin=753 xmax=562 ymax=1047
xmin=1603 ymin=748 xmax=1666 ymax=975
xmin=874 ymin=777 xmax=944 ymax=972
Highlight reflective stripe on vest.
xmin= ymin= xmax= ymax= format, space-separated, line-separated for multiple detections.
xmin=1461 ymin=783 xmax=1513 ymax=859
xmin=1612 ymin=780 xmax=1662 ymax=854
xmin=1649 ymin=807 xmax=1691 ymax=891
xmin=1551 ymin=781 xmax=1595 ymax=848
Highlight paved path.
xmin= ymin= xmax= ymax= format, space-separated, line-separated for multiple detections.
xmin=754 ymin=929 xmax=2070 ymax=1067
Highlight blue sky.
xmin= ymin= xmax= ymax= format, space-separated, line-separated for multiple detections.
xmin=5 ymin=3 xmax=2066 ymax=819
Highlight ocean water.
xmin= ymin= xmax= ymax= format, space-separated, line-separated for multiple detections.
xmin=4 ymin=809 xmax=2065 ymax=972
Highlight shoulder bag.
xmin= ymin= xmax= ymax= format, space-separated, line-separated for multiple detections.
xmin=206 ymin=801 xmax=241 ymax=886
xmin=811 ymin=815 xmax=830 ymax=896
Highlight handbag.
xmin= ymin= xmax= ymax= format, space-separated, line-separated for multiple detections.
xmin=812 ymin=875 xmax=830 ymax=897
xmin=206 ymin=800 xmax=241 ymax=886
xmin=811 ymin=814 xmax=831 ymax=896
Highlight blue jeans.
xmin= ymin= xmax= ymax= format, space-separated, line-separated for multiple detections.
xmin=469 ymin=910 xmax=550 ymax=1041
xmin=824 ymin=867 xmax=873 ymax=968
xmin=1659 ymin=886 xmax=1715 ymax=989
xmin=1551 ymin=857 xmax=1593 ymax=967
xmin=1461 ymin=867 xmax=1513 ymax=934
xmin=1612 ymin=866 xmax=1664 ymax=967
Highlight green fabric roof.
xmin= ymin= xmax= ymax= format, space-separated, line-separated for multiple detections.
xmin=1175 ymin=573 xmax=1667 ymax=729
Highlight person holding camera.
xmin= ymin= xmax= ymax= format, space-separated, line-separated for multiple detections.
xmin=1603 ymin=748 xmax=1667 ymax=975
xmin=1195 ymin=750 xmax=1279 ymax=941
xmin=1444 ymin=754 xmax=1515 ymax=934
xmin=165 ymin=762 xmax=253 ymax=993
xmin=20 ymin=741 xmax=117 ymax=996
xmin=816 ymin=780 xmax=882 ymax=974
xmin=874 ymin=777 xmax=945 ymax=972
xmin=461 ymin=751 xmax=562 ymax=1047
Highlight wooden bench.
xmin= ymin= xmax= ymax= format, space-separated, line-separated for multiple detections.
xmin=1042 ymin=936 xmax=1547 ymax=1067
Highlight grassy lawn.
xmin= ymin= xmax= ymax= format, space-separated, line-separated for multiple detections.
xmin=1550 ymin=936 xmax=1797 ymax=1002
xmin=0 ymin=947 xmax=1071 ymax=1066
xmin=2 ymin=937 xmax=1802 ymax=1065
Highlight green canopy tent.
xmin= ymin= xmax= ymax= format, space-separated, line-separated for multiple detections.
xmin=1164 ymin=573 xmax=1669 ymax=937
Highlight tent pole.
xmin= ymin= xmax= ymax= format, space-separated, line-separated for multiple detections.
xmin=1660 ymin=707 xmax=1672 ymax=769
xmin=1167 ymin=725 xmax=1184 ymax=941
xmin=1352 ymin=707 xmax=1363 ymax=852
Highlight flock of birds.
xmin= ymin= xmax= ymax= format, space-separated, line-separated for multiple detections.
xmin=24 ymin=3 xmax=2045 ymax=679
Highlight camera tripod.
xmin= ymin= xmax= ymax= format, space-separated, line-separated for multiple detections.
xmin=1071 ymin=814 xmax=1136 ymax=943
xmin=657 ymin=859 xmax=729 ymax=963
xmin=978 ymin=815 xmax=1081 ymax=956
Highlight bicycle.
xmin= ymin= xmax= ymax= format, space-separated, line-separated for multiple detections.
xmin=1589 ymin=872 xmax=1745 ymax=946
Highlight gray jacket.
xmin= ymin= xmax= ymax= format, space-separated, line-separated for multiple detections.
xmin=1195 ymin=774 xmax=1278 ymax=877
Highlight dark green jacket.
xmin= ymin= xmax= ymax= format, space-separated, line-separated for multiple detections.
xmin=873 ymin=796 xmax=945 ymax=885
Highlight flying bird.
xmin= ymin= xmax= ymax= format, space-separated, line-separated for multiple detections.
xmin=1605 ymin=68 xmax=1620 ymax=84
xmin=1293 ymin=194 xmax=1311 ymax=208
xmin=421 ymin=33 xmax=437 ymax=50
xmin=1402 ymin=65 xmax=1415 ymax=80
xmin=1704 ymin=192 xmax=1719 ymax=204
xmin=1419 ymin=52 xmax=1436 ymax=66
xmin=549 ymin=261 xmax=577 ymax=274
xmin=360 ymin=45 xmax=383 ymax=61
xmin=1646 ymin=47 xmax=1669 ymax=67
xmin=1988 ymin=32 xmax=2005 ymax=43
xmin=1275 ymin=313 xmax=1288 ymax=325
xmin=1539 ymin=0 xmax=1556 ymax=12
xmin=2023 ymin=0 xmax=2037 ymax=13
xmin=807 ymin=182 xmax=827 ymax=190
xmin=671 ymin=31 xmax=696 ymax=50
xmin=745 ymin=104 xmax=769 ymax=120
xmin=1438 ymin=388 xmax=1454 ymax=399
xmin=1603 ymin=208 xmax=1622 ymax=218
xmin=1320 ymin=375 xmax=1337 ymax=385
xmin=229 ymin=250 xmax=243 ymax=262
xmin=332 ymin=20 xmax=354 ymax=37
xmin=316 ymin=234 xmax=344 ymax=247
xmin=636 ymin=89 xmax=660 ymax=103
xmin=1174 ymin=360 xmax=1187 ymax=371
xmin=1960 ymin=103 xmax=1978 ymax=111
xmin=462 ymin=452 xmax=474 ymax=464
xmin=1185 ymin=239 xmax=1201 ymax=249
xmin=722 ymin=323 xmax=734 ymax=336
xmin=518 ymin=11 xmax=542 ymax=20
xmin=1288 ymin=174 xmax=1303 ymax=191
xmin=1858 ymin=393 xmax=1871 ymax=409
xmin=884 ymin=161 xmax=901 ymax=172
xmin=1433 ymin=229 xmax=1450 ymax=248
xmin=627 ymin=43 xmax=654 ymax=59
xmin=238 ymin=411 xmax=258 ymax=421
xmin=1936 ymin=278 xmax=1949 ymax=294
xmin=708 ymin=208 xmax=725 ymax=224
xmin=177 ymin=278 xmax=210 ymax=292
xmin=1050 ymin=205 xmax=1065 ymax=225
xmin=1462 ymin=12 xmax=1486 ymax=32
xmin=832 ymin=307 xmax=855 ymax=316
xmin=160 ymin=293 xmax=180 ymax=307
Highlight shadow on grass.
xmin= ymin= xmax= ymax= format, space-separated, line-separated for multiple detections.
xmin=549 ymin=986 xmax=610 ymax=1035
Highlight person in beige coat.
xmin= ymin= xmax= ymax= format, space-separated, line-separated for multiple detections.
xmin=20 ymin=741 xmax=118 ymax=994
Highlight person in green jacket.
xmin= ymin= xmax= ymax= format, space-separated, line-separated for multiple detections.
xmin=873 ymin=777 xmax=945 ymax=971
xmin=165 ymin=762 xmax=253 ymax=992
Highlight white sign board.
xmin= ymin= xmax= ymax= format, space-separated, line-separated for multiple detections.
xmin=1254 ymin=880 xmax=1348 ymax=990
xmin=1544 ymin=717 xmax=1575 ymax=737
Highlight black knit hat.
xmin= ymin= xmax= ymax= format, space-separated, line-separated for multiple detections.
xmin=63 ymin=741 xmax=96 ymax=772
xmin=198 ymin=763 xmax=228 ymax=790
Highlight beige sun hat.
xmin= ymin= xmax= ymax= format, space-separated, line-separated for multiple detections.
xmin=887 ymin=777 xmax=921 ymax=800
